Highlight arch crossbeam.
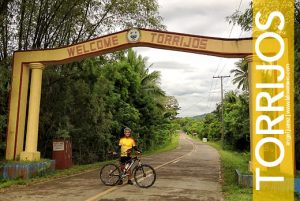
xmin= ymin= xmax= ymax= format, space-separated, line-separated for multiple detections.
xmin=6 ymin=28 xmax=252 ymax=160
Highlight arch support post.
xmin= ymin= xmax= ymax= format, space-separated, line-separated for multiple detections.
xmin=20 ymin=63 xmax=45 ymax=161
xmin=245 ymin=55 xmax=254 ymax=172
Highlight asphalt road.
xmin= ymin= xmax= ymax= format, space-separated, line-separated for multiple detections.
xmin=0 ymin=134 xmax=224 ymax=201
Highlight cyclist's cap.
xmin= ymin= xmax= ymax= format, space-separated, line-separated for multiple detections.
xmin=124 ymin=127 xmax=131 ymax=132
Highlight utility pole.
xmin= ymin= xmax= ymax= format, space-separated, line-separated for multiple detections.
xmin=213 ymin=75 xmax=230 ymax=149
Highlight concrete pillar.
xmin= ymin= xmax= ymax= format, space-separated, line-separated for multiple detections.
xmin=246 ymin=55 xmax=268 ymax=172
xmin=5 ymin=63 xmax=30 ymax=160
xmin=245 ymin=55 xmax=254 ymax=172
xmin=20 ymin=63 xmax=45 ymax=161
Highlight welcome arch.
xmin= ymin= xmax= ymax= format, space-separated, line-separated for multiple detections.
xmin=6 ymin=28 xmax=253 ymax=161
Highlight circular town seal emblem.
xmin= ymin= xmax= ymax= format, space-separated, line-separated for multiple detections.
xmin=127 ymin=28 xmax=140 ymax=43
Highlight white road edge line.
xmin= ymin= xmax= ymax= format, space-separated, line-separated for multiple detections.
xmin=84 ymin=137 xmax=196 ymax=201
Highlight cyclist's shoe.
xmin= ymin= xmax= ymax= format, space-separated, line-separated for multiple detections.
xmin=120 ymin=172 xmax=126 ymax=178
xmin=127 ymin=180 xmax=133 ymax=185
xmin=118 ymin=180 xmax=123 ymax=185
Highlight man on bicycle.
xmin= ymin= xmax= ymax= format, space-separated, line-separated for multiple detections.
xmin=118 ymin=127 xmax=141 ymax=185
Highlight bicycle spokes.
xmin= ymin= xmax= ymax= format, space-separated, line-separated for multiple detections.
xmin=100 ymin=156 xmax=156 ymax=188
xmin=134 ymin=164 xmax=156 ymax=188
xmin=100 ymin=164 xmax=121 ymax=186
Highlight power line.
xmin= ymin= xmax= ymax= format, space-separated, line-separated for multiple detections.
xmin=206 ymin=78 xmax=215 ymax=109
xmin=213 ymin=75 xmax=230 ymax=149
xmin=213 ymin=58 xmax=223 ymax=76
xmin=208 ymin=79 xmax=219 ymax=111
xmin=218 ymin=63 xmax=227 ymax=76
xmin=224 ymin=72 xmax=233 ymax=87
xmin=229 ymin=0 xmax=243 ymax=38
xmin=217 ymin=0 xmax=244 ymax=75
xmin=239 ymin=30 xmax=244 ymax=38
xmin=206 ymin=0 xmax=244 ymax=113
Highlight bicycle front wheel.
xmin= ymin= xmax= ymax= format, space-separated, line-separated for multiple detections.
xmin=134 ymin=164 xmax=156 ymax=188
xmin=100 ymin=164 xmax=121 ymax=186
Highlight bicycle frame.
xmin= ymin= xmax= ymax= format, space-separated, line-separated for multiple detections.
xmin=100 ymin=153 xmax=156 ymax=188
xmin=122 ymin=155 xmax=142 ymax=174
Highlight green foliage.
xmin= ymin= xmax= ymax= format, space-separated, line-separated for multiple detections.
xmin=223 ymin=92 xmax=250 ymax=150
xmin=0 ymin=132 xmax=179 ymax=189
xmin=295 ymin=1 xmax=300 ymax=169
xmin=206 ymin=141 xmax=252 ymax=201
xmin=37 ymin=48 xmax=179 ymax=164
xmin=179 ymin=91 xmax=249 ymax=151
xmin=0 ymin=58 xmax=11 ymax=158
xmin=227 ymin=1 xmax=300 ymax=168
xmin=226 ymin=2 xmax=253 ymax=32
xmin=179 ymin=114 xmax=221 ymax=141
xmin=0 ymin=0 xmax=171 ymax=162
xmin=230 ymin=58 xmax=249 ymax=91
xmin=143 ymin=131 xmax=179 ymax=155
xmin=0 ymin=0 xmax=165 ymax=55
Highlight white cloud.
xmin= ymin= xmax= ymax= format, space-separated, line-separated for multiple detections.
xmin=135 ymin=0 xmax=251 ymax=117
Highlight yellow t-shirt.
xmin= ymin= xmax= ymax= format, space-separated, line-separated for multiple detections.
xmin=119 ymin=137 xmax=136 ymax=157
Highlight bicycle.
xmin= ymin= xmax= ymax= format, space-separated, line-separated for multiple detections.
xmin=99 ymin=153 xmax=156 ymax=188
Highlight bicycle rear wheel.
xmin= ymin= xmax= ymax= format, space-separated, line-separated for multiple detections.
xmin=100 ymin=164 xmax=121 ymax=186
xmin=133 ymin=164 xmax=156 ymax=188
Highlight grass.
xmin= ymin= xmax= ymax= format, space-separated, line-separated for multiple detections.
xmin=189 ymin=136 xmax=300 ymax=201
xmin=0 ymin=158 xmax=53 ymax=165
xmin=189 ymin=136 xmax=252 ymax=201
xmin=143 ymin=134 xmax=179 ymax=156
xmin=297 ymin=171 xmax=300 ymax=200
xmin=207 ymin=141 xmax=252 ymax=201
xmin=0 ymin=133 xmax=180 ymax=189
xmin=0 ymin=160 xmax=113 ymax=189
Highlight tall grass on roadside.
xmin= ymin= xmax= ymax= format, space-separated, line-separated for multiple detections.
xmin=189 ymin=136 xmax=252 ymax=201
xmin=0 ymin=133 xmax=180 ymax=190
xmin=144 ymin=133 xmax=179 ymax=156
xmin=196 ymin=138 xmax=300 ymax=201
xmin=208 ymin=141 xmax=252 ymax=201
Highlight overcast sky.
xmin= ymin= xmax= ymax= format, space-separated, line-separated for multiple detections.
xmin=134 ymin=0 xmax=251 ymax=117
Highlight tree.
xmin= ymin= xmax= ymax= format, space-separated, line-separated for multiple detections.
xmin=126 ymin=49 xmax=165 ymax=100
xmin=227 ymin=1 xmax=300 ymax=167
xmin=0 ymin=59 xmax=10 ymax=158
xmin=179 ymin=91 xmax=249 ymax=150
xmin=0 ymin=0 xmax=165 ymax=57
xmin=230 ymin=58 xmax=249 ymax=91
xmin=0 ymin=0 xmax=166 ymax=160
xmin=226 ymin=2 xmax=253 ymax=32
xmin=163 ymin=96 xmax=180 ymax=119
xmin=37 ymin=48 xmax=181 ymax=164
xmin=223 ymin=91 xmax=250 ymax=150
xmin=38 ymin=59 xmax=115 ymax=163
xmin=294 ymin=1 xmax=300 ymax=167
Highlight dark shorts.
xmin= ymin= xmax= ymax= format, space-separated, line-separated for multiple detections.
xmin=120 ymin=156 xmax=132 ymax=164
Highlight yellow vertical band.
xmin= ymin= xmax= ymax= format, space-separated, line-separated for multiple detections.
xmin=252 ymin=0 xmax=294 ymax=200
xmin=20 ymin=63 xmax=44 ymax=161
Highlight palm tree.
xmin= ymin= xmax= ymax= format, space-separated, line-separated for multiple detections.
xmin=224 ymin=91 xmax=238 ymax=103
xmin=230 ymin=58 xmax=249 ymax=91
xmin=126 ymin=49 xmax=167 ymax=114
xmin=127 ymin=49 xmax=165 ymax=97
